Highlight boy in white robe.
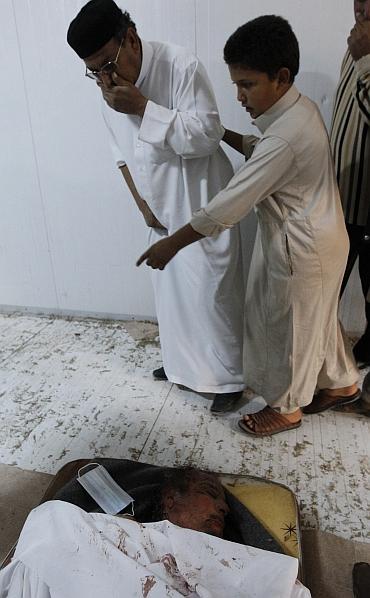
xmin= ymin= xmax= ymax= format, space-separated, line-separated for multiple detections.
xmin=137 ymin=16 xmax=360 ymax=436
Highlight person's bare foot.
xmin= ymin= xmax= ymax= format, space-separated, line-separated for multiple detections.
xmin=282 ymin=408 xmax=302 ymax=423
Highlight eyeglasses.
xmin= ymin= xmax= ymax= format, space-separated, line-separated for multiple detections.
xmin=85 ymin=36 xmax=124 ymax=81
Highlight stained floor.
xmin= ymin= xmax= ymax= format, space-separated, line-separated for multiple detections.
xmin=0 ymin=313 xmax=369 ymax=542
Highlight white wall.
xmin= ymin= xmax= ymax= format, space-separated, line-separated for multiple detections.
xmin=0 ymin=1 xmax=354 ymax=320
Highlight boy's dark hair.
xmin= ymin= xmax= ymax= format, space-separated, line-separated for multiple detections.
xmin=224 ymin=15 xmax=299 ymax=82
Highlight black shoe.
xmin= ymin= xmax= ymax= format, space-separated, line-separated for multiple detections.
xmin=210 ymin=391 xmax=243 ymax=414
xmin=353 ymin=329 xmax=370 ymax=367
xmin=152 ymin=366 xmax=168 ymax=381
xmin=353 ymin=562 xmax=370 ymax=598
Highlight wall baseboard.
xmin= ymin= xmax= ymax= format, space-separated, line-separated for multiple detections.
xmin=0 ymin=305 xmax=157 ymax=324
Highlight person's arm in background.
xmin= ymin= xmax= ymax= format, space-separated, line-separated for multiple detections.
xmin=348 ymin=15 xmax=370 ymax=123
xmin=222 ymin=129 xmax=244 ymax=154
xmin=222 ymin=129 xmax=260 ymax=158
xmin=119 ymin=165 xmax=166 ymax=229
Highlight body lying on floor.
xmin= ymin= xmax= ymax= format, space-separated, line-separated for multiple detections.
xmin=0 ymin=469 xmax=310 ymax=597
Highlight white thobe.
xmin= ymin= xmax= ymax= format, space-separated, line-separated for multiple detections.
xmin=0 ymin=501 xmax=311 ymax=598
xmin=191 ymin=86 xmax=358 ymax=411
xmin=103 ymin=40 xmax=244 ymax=393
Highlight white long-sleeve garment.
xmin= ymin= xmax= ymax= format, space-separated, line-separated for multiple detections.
xmin=0 ymin=501 xmax=311 ymax=598
xmin=102 ymin=40 xmax=244 ymax=393
xmin=191 ymin=86 xmax=358 ymax=411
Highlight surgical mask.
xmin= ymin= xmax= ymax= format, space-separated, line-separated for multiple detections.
xmin=77 ymin=463 xmax=135 ymax=516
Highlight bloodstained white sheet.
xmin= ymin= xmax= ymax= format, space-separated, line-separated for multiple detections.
xmin=0 ymin=501 xmax=310 ymax=598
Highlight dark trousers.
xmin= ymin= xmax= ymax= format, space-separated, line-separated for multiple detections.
xmin=340 ymin=223 xmax=370 ymax=326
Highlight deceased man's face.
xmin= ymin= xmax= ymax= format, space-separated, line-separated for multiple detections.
xmin=164 ymin=473 xmax=229 ymax=537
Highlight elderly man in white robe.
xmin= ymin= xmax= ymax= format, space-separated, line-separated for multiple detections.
xmin=67 ymin=0 xmax=245 ymax=414
xmin=138 ymin=16 xmax=360 ymax=436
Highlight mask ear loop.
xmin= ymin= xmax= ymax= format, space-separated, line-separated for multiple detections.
xmin=127 ymin=502 xmax=135 ymax=518
xmin=77 ymin=462 xmax=101 ymax=479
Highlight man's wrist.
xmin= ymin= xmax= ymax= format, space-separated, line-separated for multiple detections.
xmin=172 ymin=224 xmax=204 ymax=252
xmin=168 ymin=233 xmax=184 ymax=253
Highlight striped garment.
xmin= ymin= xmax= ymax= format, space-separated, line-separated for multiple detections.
xmin=330 ymin=50 xmax=370 ymax=226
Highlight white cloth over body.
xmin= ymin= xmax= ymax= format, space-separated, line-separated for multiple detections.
xmin=103 ymin=40 xmax=244 ymax=393
xmin=191 ymin=86 xmax=358 ymax=411
xmin=0 ymin=501 xmax=311 ymax=598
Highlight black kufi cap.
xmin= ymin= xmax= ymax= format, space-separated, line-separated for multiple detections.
xmin=67 ymin=0 xmax=122 ymax=59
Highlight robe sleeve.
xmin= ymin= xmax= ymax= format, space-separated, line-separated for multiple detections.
xmin=138 ymin=59 xmax=224 ymax=159
xmin=190 ymin=135 xmax=297 ymax=236
xmin=354 ymin=54 xmax=370 ymax=125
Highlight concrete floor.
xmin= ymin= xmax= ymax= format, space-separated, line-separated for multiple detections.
xmin=0 ymin=313 xmax=369 ymax=543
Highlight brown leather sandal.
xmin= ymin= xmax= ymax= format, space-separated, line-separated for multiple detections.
xmin=238 ymin=406 xmax=302 ymax=437
xmin=302 ymin=389 xmax=361 ymax=414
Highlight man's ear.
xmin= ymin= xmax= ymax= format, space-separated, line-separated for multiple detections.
xmin=126 ymin=27 xmax=140 ymax=54
xmin=162 ymin=494 xmax=175 ymax=512
xmin=277 ymin=67 xmax=291 ymax=86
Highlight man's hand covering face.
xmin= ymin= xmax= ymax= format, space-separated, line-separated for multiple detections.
xmin=101 ymin=72 xmax=148 ymax=117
